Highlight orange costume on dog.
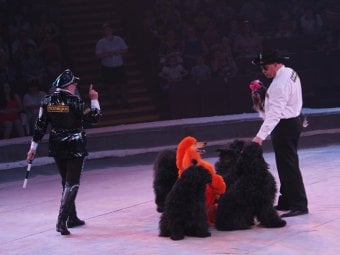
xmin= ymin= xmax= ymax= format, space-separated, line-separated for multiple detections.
xmin=176 ymin=136 xmax=227 ymax=223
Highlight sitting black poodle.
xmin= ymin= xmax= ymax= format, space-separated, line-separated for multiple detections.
xmin=215 ymin=142 xmax=286 ymax=231
xmin=159 ymin=163 xmax=212 ymax=240
xmin=215 ymin=139 xmax=245 ymax=183
xmin=153 ymin=149 xmax=178 ymax=213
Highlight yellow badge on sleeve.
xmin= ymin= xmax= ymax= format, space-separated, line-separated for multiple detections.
xmin=47 ymin=105 xmax=69 ymax=112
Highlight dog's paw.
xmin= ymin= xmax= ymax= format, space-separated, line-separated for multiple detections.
xmin=159 ymin=233 xmax=170 ymax=237
xmin=159 ymin=230 xmax=171 ymax=237
xmin=261 ymin=219 xmax=287 ymax=228
xmin=156 ymin=206 xmax=164 ymax=213
xmin=196 ymin=231 xmax=211 ymax=238
xmin=171 ymin=234 xmax=185 ymax=241
xmin=278 ymin=219 xmax=287 ymax=227
xmin=216 ymin=223 xmax=251 ymax=231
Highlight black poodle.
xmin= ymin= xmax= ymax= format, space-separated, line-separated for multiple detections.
xmin=159 ymin=163 xmax=212 ymax=240
xmin=215 ymin=139 xmax=245 ymax=183
xmin=153 ymin=149 xmax=178 ymax=213
xmin=215 ymin=142 xmax=286 ymax=231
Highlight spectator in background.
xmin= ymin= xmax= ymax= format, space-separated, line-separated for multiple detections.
xmin=193 ymin=11 xmax=210 ymax=35
xmin=142 ymin=9 xmax=159 ymax=39
xmin=38 ymin=28 xmax=62 ymax=64
xmin=159 ymin=53 xmax=188 ymax=87
xmin=0 ymin=35 xmax=10 ymax=61
xmin=22 ymin=79 xmax=46 ymax=135
xmin=0 ymin=45 xmax=10 ymax=84
xmin=220 ymin=36 xmax=234 ymax=59
xmin=8 ymin=13 xmax=32 ymax=42
xmin=208 ymin=1 xmax=236 ymax=31
xmin=181 ymin=0 xmax=200 ymax=19
xmin=203 ymin=21 xmax=221 ymax=52
xmin=239 ymin=0 xmax=267 ymax=31
xmin=299 ymin=6 xmax=323 ymax=36
xmin=210 ymin=49 xmax=237 ymax=83
xmin=159 ymin=29 xmax=183 ymax=67
xmin=182 ymin=26 xmax=208 ymax=69
xmin=11 ymin=29 xmax=37 ymax=63
xmin=191 ymin=55 xmax=211 ymax=84
xmin=0 ymin=82 xmax=25 ymax=139
xmin=157 ymin=1 xmax=182 ymax=33
xmin=210 ymin=36 xmax=236 ymax=68
xmin=38 ymin=29 xmax=63 ymax=89
xmin=226 ymin=19 xmax=241 ymax=41
xmin=319 ymin=30 xmax=340 ymax=55
xmin=95 ymin=22 xmax=129 ymax=108
xmin=275 ymin=9 xmax=297 ymax=38
xmin=20 ymin=43 xmax=47 ymax=87
xmin=33 ymin=13 xmax=60 ymax=45
xmin=233 ymin=20 xmax=262 ymax=58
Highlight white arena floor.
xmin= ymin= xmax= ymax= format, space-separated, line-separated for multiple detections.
xmin=1 ymin=144 xmax=340 ymax=255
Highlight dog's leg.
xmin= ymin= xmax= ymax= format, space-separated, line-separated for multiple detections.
xmin=216 ymin=199 xmax=252 ymax=231
xmin=169 ymin=221 xmax=185 ymax=240
xmin=185 ymin=214 xmax=211 ymax=238
xmin=192 ymin=223 xmax=211 ymax=238
xmin=216 ymin=210 xmax=251 ymax=231
xmin=153 ymin=150 xmax=178 ymax=213
xmin=155 ymin=188 xmax=166 ymax=213
xmin=159 ymin=214 xmax=171 ymax=237
xmin=256 ymin=205 xmax=287 ymax=228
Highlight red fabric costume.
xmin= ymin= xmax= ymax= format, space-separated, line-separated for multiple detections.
xmin=176 ymin=136 xmax=226 ymax=223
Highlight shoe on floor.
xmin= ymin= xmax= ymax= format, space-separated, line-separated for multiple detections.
xmin=67 ymin=217 xmax=85 ymax=228
xmin=281 ymin=209 xmax=309 ymax=218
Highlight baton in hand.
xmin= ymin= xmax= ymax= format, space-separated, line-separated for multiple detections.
xmin=23 ymin=160 xmax=33 ymax=189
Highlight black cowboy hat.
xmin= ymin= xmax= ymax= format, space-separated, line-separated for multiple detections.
xmin=53 ymin=69 xmax=80 ymax=88
xmin=252 ymin=49 xmax=289 ymax=65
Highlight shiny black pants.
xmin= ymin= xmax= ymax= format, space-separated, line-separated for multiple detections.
xmin=54 ymin=157 xmax=85 ymax=187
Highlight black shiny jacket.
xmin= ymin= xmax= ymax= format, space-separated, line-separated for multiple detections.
xmin=32 ymin=90 xmax=101 ymax=159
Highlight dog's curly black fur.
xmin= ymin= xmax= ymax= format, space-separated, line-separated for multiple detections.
xmin=159 ymin=164 xmax=212 ymax=240
xmin=215 ymin=139 xmax=245 ymax=183
xmin=153 ymin=149 xmax=178 ymax=213
xmin=215 ymin=142 xmax=286 ymax=231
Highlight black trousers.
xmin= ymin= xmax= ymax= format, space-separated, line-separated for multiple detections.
xmin=271 ymin=115 xmax=308 ymax=211
xmin=54 ymin=157 xmax=85 ymax=188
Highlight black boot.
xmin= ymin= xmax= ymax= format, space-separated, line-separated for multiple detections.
xmin=56 ymin=184 xmax=79 ymax=235
xmin=56 ymin=213 xmax=70 ymax=235
xmin=67 ymin=202 xmax=85 ymax=228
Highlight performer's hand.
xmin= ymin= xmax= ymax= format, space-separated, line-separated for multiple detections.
xmin=89 ymin=84 xmax=98 ymax=100
xmin=27 ymin=149 xmax=36 ymax=161
xmin=252 ymin=136 xmax=263 ymax=145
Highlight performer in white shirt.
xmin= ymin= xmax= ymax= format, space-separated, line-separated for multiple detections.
xmin=251 ymin=50 xmax=308 ymax=218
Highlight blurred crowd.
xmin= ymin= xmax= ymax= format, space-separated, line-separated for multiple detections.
xmin=141 ymin=0 xmax=340 ymax=87
xmin=0 ymin=0 xmax=67 ymax=139
xmin=1 ymin=0 xmax=340 ymax=139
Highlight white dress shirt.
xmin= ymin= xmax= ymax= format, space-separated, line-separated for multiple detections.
xmin=256 ymin=65 xmax=303 ymax=140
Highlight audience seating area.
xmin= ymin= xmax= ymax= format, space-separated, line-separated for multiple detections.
xmin=1 ymin=0 xmax=340 ymax=139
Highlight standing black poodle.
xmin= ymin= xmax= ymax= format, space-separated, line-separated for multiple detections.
xmin=215 ymin=142 xmax=286 ymax=231
xmin=159 ymin=164 xmax=212 ymax=240
xmin=153 ymin=149 xmax=178 ymax=213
